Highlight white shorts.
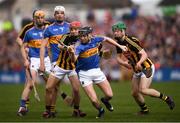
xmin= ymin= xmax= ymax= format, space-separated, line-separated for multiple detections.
xmin=78 ymin=68 xmax=107 ymax=87
xmin=51 ymin=62 xmax=56 ymax=71
xmin=30 ymin=57 xmax=51 ymax=73
xmin=133 ymin=64 xmax=155 ymax=78
xmin=51 ymin=65 xmax=77 ymax=80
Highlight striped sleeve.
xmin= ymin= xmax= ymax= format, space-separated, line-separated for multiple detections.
xmin=125 ymin=36 xmax=142 ymax=52
xmin=18 ymin=22 xmax=33 ymax=40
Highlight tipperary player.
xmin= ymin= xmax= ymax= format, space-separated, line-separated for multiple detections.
xmin=68 ymin=26 xmax=127 ymax=118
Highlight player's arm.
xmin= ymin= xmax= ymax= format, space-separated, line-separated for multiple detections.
xmin=21 ymin=42 xmax=29 ymax=68
xmin=40 ymin=38 xmax=48 ymax=72
xmin=57 ymin=34 xmax=68 ymax=50
xmin=16 ymin=37 xmax=23 ymax=47
xmin=102 ymin=36 xmax=127 ymax=52
xmin=116 ymin=53 xmax=132 ymax=69
xmin=68 ymin=45 xmax=78 ymax=63
xmin=136 ymin=49 xmax=148 ymax=70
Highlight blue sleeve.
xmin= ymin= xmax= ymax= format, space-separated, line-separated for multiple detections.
xmin=23 ymin=31 xmax=30 ymax=43
xmin=43 ymin=27 xmax=50 ymax=38
xmin=75 ymin=46 xmax=81 ymax=56
xmin=94 ymin=36 xmax=105 ymax=44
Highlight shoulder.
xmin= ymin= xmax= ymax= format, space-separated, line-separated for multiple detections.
xmin=64 ymin=21 xmax=70 ymax=25
xmin=23 ymin=22 xmax=34 ymax=29
xmin=92 ymin=36 xmax=104 ymax=42
xmin=19 ymin=22 xmax=33 ymax=34
xmin=26 ymin=27 xmax=34 ymax=34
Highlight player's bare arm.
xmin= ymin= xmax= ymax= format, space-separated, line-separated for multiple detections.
xmin=103 ymin=36 xmax=128 ymax=52
xmin=16 ymin=37 xmax=23 ymax=47
xmin=136 ymin=49 xmax=148 ymax=70
xmin=21 ymin=43 xmax=29 ymax=68
xmin=40 ymin=38 xmax=48 ymax=72
xmin=116 ymin=54 xmax=132 ymax=69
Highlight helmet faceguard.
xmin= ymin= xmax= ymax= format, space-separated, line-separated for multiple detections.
xmin=79 ymin=26 xmax=93 ymax=36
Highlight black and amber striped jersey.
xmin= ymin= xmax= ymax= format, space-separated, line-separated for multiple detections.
xmin=18 ymin=21 xmax=50 ymax=40
xmin=116 ymin=35 xmax=153 ymax=73
xmin=56 ymin=34 xmax=78 ymax=70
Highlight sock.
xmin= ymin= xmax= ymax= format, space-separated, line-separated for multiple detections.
xmin=74 ymin=105 xmax=79 ymax=110
xmin=102 ymin=97 xmax=112 ymax=102
xmin=159 ymin=93 xmax=168 ymax=101
xmin=20 ymin=99 xmax=26 ymax=108
xmin=25 ymin=99 xmax=30 ymax=108
xmin=46 ymin=105 xmax=51 ymax=112
xmin=61 ymin=92 xmax=67 ymax=99
xmin=50 ymin=105 xmax=55 ymax=113
xmin=139 ymin=103 xmax=149 ymax=112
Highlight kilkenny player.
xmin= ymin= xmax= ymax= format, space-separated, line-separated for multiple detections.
xmin=112 ymin=21 xmax=175 ymax=114
xmin=41 ymin=21 xmax=86 ymax=118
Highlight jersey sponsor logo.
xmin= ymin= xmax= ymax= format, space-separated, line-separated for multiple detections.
xmin=53 ymin=28 xmax=58 ymax=31
xmin=28 ymin=40 xmax=42 ymax=48
xmin=59 ymin=27 xmax=64 ymax=32
xmin=32 ymin=33 xmax=38 ymax=36
xmin=79 ymin=47 xmax=98 ymax=58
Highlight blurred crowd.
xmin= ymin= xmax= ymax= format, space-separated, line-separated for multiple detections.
xmin=0 ymin=12 xmax=180 ymax=72
xmin=0 ymin=29 xmax=23 ymax=71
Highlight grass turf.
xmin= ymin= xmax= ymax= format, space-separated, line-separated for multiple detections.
xmin=0 ymin=81 xmax=179 ymax=122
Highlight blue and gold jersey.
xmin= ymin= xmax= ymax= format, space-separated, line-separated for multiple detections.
xmin=75 ymin=36 xmax=104 ymax=71
xmin=43 ymin=22 xmax=70 ymax=62
xmin=24 ymin=27 xmax=48 ymax=58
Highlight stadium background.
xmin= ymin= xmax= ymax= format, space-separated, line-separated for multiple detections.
xmin=0 ymin=0 xmax=180 ymax=122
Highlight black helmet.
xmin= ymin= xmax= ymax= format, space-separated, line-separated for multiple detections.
xmin=79 ymin=26 xmax=93 ymax=36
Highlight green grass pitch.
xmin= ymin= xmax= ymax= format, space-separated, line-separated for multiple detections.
xmin=0 ymin=81 xmax=179 ymax=122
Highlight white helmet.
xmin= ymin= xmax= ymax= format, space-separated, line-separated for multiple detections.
xmin=54 ymin=6 xmax=65 ymax=13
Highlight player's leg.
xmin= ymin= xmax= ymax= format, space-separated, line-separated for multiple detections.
xmin=68 ymin=73 xmax=86 ymax=117
xmin=78 ymin=69 xmax=104 ymax=118
xmin=92 ymin=68 xmax=113 ymax=112
xmin=96 ymin=79 xmax=114 ymax=112
xmin=17 ymin=68 xmax=32 ymax=116
xmin=17 ymin=58 xmax=39 ymax=116
xmin=43 ymin=74 xmax=60 ymax=118
xmin=131 ymin=76 xmax=149 ymax=114
xmin=83 ymin=83 xmax=105 ymax=118
xmin=50 ymin=62 xmax=73 ymax=106
xmin=139 ymin=76 xmax=175 ymax=110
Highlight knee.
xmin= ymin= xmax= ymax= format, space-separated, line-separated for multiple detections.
xmin=72 ymin=85 xmax=80 ymax=95
xmin=46 ymin=84 xmax=54 ymax=93
xmin=26 ymin=82 xmax=33 ymax=90
xmin=72 ymin=88 xmax=79 ymax=96
xmin=139 ymin=87 xmax=149 ymax=95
